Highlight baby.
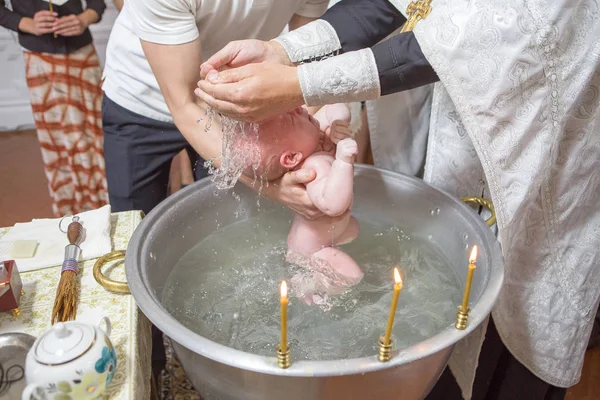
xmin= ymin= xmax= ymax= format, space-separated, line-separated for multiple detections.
xmin=247 ymin=105 xmax=364 ymax=304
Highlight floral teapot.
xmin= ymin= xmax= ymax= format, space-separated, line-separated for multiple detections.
xmin=22 ymin=317 xmax=117 ymax=400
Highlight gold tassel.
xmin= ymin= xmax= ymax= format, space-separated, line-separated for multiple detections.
xmin=51 ymin=217 xmax=83 ymax=324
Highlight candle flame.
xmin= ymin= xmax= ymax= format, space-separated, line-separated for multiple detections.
xmin=394 ymin=267 xmax=402 ymax=285
xmin=280 ymin=281 xmax=288 ymax=298
xmin=469 ymin=245 xmax=478 ymax=264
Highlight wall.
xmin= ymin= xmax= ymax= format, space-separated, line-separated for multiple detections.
xmin=0 ymin=1 xmax=118 ymax=132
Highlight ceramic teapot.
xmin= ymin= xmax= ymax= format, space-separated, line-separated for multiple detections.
xmin=22 ymin=317 xmax=117 ymax=400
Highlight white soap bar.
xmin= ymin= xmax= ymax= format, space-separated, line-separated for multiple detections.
xmin=9 ymin=240 xmax=39 ymax=259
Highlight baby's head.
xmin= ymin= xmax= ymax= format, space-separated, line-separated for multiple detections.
xmin=250 ymin=107 xmax=321 ymax=180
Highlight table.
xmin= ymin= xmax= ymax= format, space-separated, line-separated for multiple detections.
xmin=0 ymin=211 xmax=152 ymax=400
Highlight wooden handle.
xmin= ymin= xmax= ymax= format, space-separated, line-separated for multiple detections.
xmin=67 ymin=217 xmax=84 ymax=245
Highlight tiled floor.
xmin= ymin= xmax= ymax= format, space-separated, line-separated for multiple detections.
xmin=1 ymin=130 xmax=599 ymax=399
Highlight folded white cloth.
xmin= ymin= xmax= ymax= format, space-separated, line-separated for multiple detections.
xmin=0 ymin=205 xmax=112 ymax=272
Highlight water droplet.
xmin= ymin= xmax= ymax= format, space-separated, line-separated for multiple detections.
xmin=430 ymin=209 xmax=436 ymax=216
xmin=435 ymin=208 xmax=440 ymax=215
xmin=427 ymin=235 xmax=433 ymax=240
xmin=465 ymin=243 xmax=470 ymax=249
xmin=463 ymin=234 xmax=468 ymax=240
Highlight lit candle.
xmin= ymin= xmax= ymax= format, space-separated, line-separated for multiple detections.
xmin=280 ymin=281 xmax=288 ymax=353
xmin=460 ymin=246 xmax=478 ymax=312
xmin=383 ymin=268 xmax=403 ymax=346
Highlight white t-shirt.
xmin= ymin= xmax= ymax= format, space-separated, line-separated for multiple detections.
xmin=102 ymin=0 xmax=328 ymax=123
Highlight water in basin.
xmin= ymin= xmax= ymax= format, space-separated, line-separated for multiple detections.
xmin=162 ymin=208 xmax=463 ymax=361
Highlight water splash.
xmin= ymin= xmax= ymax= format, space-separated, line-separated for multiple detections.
xmin=162 ymin=211 xmax=462 ymax=361
xmin=200 ymin=106 xmax=262 ymax=190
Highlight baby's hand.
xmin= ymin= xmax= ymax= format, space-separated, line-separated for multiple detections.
xmin=336 ymin=138 xmax=358 ymax=164
xmin=327 ymin=120 xmax=353 ymax=145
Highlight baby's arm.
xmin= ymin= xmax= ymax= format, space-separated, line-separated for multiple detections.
xmin=303 ymin=138 xmax=358 ymax=217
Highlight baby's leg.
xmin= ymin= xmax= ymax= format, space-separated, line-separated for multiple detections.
xmin=334 ymin=216 xmax=360 ymax=246
xmin=312 ymin=247 xmax=364 ymax=287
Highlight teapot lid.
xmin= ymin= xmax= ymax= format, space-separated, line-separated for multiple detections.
xmin=34 ymin=322 xmax=96 ymax=365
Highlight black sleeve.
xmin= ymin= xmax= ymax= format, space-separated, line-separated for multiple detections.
xmin=372 ymin=32 xmax=439 ymax=96
xmin=321 ymin=0 xmax=406 ymax=53
xmin=0 ymin=4 xmax=23 ymax=32
xmin=86 ymin=0 xmax=107 ymax=23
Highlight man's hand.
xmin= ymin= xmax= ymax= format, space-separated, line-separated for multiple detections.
xmin=314 ymin=104 xmax=352 ymax=152
xmin=195 ymin=63 xmax=304 ymax=123
xmin=335 ymin=138 xmax=358 ymax=164
xmin=199 ymin=40 xmax=291 ymax=79
xmin=18 ymin=11 xmax=57 ymax=36
xmin=327 ymin=120 xmax=354 ymax=145
xmin=240 ymin=169 xmax=323 ymax=219
xmin=52 ymin=14 xmax=87 ymax=36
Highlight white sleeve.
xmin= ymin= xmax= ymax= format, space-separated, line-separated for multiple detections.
xmin=127 ymin=0 xmax=199 ymax=45
xmin=295 ymin=0 xmax=329 ymax=18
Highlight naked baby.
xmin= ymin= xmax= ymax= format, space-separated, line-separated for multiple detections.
xmin=246 ymin=105 xmax=364 ymax=305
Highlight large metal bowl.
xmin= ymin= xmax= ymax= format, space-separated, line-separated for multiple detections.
xmin=125 ymin=165 xmax=504 ymax=400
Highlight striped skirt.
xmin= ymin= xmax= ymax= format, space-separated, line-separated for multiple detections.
xmin=23 ymin=44 xmax=108 ymax=217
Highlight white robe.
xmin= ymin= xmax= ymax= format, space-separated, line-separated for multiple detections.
xmin=370 ymin=0 xmax=600 ymax=398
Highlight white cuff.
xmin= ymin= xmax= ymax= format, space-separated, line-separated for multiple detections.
xmin=273 ymin=20 xmax=341 ymax=63
xmin=298 ymin=48 xmax=381 ymax=106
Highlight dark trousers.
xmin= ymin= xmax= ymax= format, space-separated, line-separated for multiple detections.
xmin=102 ymin=94 xmax=209 ymax=379
xmin=426 ymin=317 xmax=567 ymax=400
xmin=102 ymin=94 xmax=208 ymax=216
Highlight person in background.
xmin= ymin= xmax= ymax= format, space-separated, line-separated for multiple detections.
xmin=0 ymin=0 xmax=108 ymax=217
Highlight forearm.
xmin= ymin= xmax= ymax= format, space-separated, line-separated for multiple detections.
xmin=310 ymin=162 xmax=354 ymax=216
xmin=297 ymin=31 xmax=438 ymax=106
xmin=78 ymin=9 xmax=100 ymax=27
xmin=173 ymin=102 xmax=223 ymax=168
xmin=0 ymin=6 xmax=24 ymax=32
xmin=372 ymin=33 xmax=439 ymax=96
xmin=141 ymin=39 xmax=223 ymax=168
xmin=85 ymin=0 xmax=106 ymax=23
xmin=275 ymin=0 xmax=404 ymax=64
xmin=321 ymin=0 xmax=405 ymax=52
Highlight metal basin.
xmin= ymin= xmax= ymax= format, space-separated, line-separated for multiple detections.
xmin=125 ymin=165 xmax=504 ymax=400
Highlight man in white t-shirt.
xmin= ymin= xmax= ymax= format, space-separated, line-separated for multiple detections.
xmin=102 ymin=0 xmax=329 ymax=215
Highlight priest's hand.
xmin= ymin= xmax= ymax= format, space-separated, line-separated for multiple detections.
xmin=239 ymin=169 xmax=323 ymax=220
xmin=195 ymin=63 xmax=305 ymax=123
xmin=199 ymin=40 xmax=292 ymax=79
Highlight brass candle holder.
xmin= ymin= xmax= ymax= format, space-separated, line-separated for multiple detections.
xmin=276 ymin=344 xmax=291 ymax=369
xmin=378 ymin=336 xmax=394 ymax=362
xmin=277 ymin=281 xmax=291 ymax=369
xmin=455 ymin=246 xmax=478 ymax=330
xmin=378 ymin=267 xmax=403 ymax=362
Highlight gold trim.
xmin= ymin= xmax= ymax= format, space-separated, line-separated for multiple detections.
xmin=93 ymin=251 xmax=130 ymax=294
xmin=461 ymin=197 xmax=496 ymax=227
xmin=35 ymin=328 xmax=97 ymax=366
